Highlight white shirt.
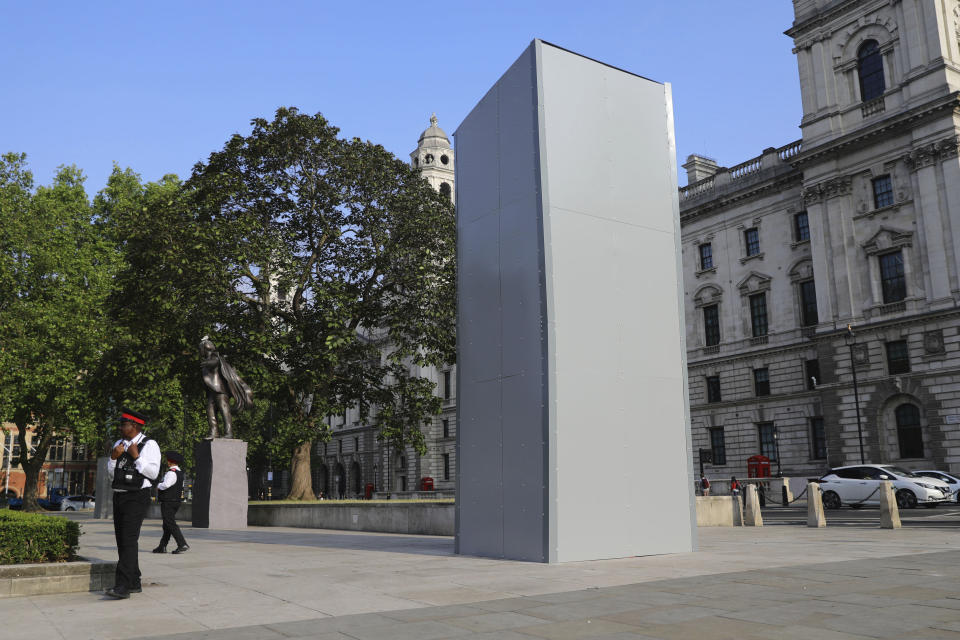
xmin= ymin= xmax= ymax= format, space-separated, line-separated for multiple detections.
xmin=157 ymin=465 xmax=181 ymax=491
xmin=106 ymin=432 xmax=161 ymax=490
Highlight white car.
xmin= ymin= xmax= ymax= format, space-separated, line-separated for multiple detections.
xmin=60 ymin=495 xmax=96 ymax=511
xmin=913 ymin=470 xmax=960 ymax=503
xmin=819 ymin=465 xmax=953 ymax=510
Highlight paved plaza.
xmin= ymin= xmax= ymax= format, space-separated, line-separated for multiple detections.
xmin=4 ymin=514 xmax=960 ymax=639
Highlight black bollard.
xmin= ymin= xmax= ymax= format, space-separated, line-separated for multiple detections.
xmin=758 ymin=484 xmax=766 ymax=507
xmin=782 ymin=485 xmax=788 ymax=506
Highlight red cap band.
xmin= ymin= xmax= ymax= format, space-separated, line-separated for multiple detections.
xmin=121 ymin=413 xmax=145 ymax=425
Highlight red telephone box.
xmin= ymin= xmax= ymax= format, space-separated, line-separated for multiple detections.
xmin=747 ymin=455 xmax=771 ymax=478
xmin=364 ymin=483 xmax=375 ymax=500
xmin=420 ymin=477 xmax=434 ymax=491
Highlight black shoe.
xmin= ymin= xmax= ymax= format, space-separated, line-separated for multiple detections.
xmin=172 ymin=544 xmax=190 ymax=554
xmin=129 ymin=584 xmax=142 ymax=593
xmin=105 ymin=586 xmax=130 ymax=599
xmin=152 ymin=545 xmax=167 ymax=554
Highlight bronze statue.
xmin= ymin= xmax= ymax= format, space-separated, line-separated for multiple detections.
xmin=200 ymin=337 xmax=253 ymax=439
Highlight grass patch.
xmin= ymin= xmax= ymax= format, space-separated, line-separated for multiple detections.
xmin=0 ymin=510 xmax=81 ymax=565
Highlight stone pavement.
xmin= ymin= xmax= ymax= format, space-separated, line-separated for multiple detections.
xmin=3 ymin=514 xmax=959 ymax=639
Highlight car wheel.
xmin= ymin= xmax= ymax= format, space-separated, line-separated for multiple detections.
xmin=65 ymin=506 xmax=75 ymax=511
xmin=896 ymin=489 xmax=918 ymax=509
xmin=922 ymin=503 xmax=937 ymax=509
xmin=822 ymin=491 xmax=841 ymax=510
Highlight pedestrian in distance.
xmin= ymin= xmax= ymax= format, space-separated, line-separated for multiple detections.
xmin=106 ymin=408 xmax=161 ymax=599
xmin=730 ymin=476 xmax=741 ymax=498
xmin=700 ymin=474 xmax=711 ymax=496
xmin=153 ymin=450 xmax=189 ymax=555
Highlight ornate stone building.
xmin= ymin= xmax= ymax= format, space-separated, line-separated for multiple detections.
xmin=684 ymin=0 xmax=960 ymax=481
xmin=310 ymin=115 xmax=457 ymax=498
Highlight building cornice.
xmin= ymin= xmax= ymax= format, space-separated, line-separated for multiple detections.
xmin=680 ymin=169 xmax=803 ymax=224
xmin=792 ymin=92 xmax=960 ymax=168
xmin=785 ymin=0 xmax=879 ymax=40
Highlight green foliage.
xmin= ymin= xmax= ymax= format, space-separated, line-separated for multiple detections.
xmin=0 ymin=511 xmax=81 ymax=564
xmin=0 ymin=153 xmax=119 ymax=508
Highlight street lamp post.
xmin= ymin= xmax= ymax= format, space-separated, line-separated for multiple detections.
xmin=845 ymin=325 xmax=866 ymax=464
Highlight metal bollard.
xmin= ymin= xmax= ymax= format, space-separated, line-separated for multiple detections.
xmin=782 ymin=485 xmax=788 ymax=506
xmin=758 ymin=484 xmax=766 ymax=507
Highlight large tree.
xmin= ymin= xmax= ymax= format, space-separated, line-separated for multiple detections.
xmin=0 ymin=154 xmax=118 ymax=510
xmin=184 ymin=108 xmax=456 ymax=499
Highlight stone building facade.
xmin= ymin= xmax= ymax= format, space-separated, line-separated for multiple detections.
xmin=684 ymin=0 xmax=960 ymax=481
xmin=310 ymin=116 xmax=457 ymax=498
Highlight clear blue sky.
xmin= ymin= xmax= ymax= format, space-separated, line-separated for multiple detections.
xmin=2 ymin=1 xmax=801 ymax=192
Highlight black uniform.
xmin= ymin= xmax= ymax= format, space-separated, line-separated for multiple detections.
xmin=108 ymin=432 xmax=160 ymax=594
xmin=156 ymin=465 xmax=188 ymax=551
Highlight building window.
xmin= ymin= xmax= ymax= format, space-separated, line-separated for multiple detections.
xmin=70 ymin=442 xmax=87 ymax=461
xmin=858 ymin=40 xmax=885 ymax=102
xmin=442 ymin=418 xmax=450 ymax=438
xmin=886 ymin=340 xmax=910 ymax=374
xmin=439 ymin=182 xmax=451 ymax=201
xmin=758 ymin=422 xmax=777 ymax=461
xmin=443 ymin=453 xmax=450 ymax=480
xmin=48 ymin=437 xmax=65 ymax=461
xmin=799 ymin=279 xmax=818 ymax=326
xmin=794 ymin=211 xmax=810 ymax=242
xmin=805 ymin=359 xmax=820 ymax=390
xmin=338 ymin=440 xmax=343 ymax=454
xmin=744 ymin=228 xmax=760 ymax=257
xmin=749 ymin=293 xmax=768 ymax=337
xmin=706 ymin=376 xmax=721 ymax=403
xmin=754 ymin=368 xmax=770 ymax=397
xmin=703 ymin=304 xmax=720 ymax=346
xmin=895 ymin=403 xmax=923 ymax=458
xmin=709 ymin=427 xmax=726 ymax=465
xmin=879 ymin=251 xmax=906 ymax=303
xmin=810 ymin=417 xmax=827 ymax=459
xmin=872 ymin=175 xmax=893 ymax=209
xmin=699 ymin=243 xmax=713 ymax=270
xmin=443 ymin=370 xmax=451 ymax=399
xmin=354 ymin=436 xmax=359 ymax=452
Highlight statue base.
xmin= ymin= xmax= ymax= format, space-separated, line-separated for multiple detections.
xmin=192 ymin=439 xmax=248 ymax=528
xmin=93 ymin=456 xmax=113 ymax=519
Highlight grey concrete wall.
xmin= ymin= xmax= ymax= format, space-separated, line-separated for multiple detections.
xmin=147 ymin=501 xmax=192 ymax=521
xmin=455 ymin=39 xmax=696 ymax=562
xmin=246 ymin=503 xmax=454 ymax=536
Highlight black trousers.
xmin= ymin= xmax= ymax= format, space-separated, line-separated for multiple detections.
xmin=158 ymin=501 xmax=187 ymax=548
xmin=112 ymin=488 xmax=150 ymax=589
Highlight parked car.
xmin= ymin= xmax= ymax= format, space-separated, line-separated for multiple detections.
xmin=60 ymin=495 xmax=95 ymax=511
xmin=38 ymin=488 xmax=69 ymax=511
xmin=819 ymin=464 xmax=953 ymax=510
xmin=913 ymin=470 xmax=960 ymax=503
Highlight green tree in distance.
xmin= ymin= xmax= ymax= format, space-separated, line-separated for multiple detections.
xmin=0 ymin=153 xmax=118 ymax=510
xmin=128 ymin=108 xmax=456 ymax=499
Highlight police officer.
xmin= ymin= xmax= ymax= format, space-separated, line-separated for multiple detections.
xmin=153 ymin=450 xmax=189 ymax=554
xmin=105 ymin=408 xmax=161 ymax=599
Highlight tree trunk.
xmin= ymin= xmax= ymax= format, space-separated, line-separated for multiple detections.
xmin=286 ymin=440 xmax=314 ymax=500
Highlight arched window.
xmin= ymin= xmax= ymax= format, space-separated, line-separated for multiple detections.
xmin=894 ymin=403 xmax=923 ymax=458
xmin=439 ymin=182 xmax=451 ymax=200
xmin=858 ymin=40 xmax=885 ymax=102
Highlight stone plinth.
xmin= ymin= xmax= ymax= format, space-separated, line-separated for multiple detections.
xmin=192 ymin=439 xmax=248 ymax=529
xmin=743 ymin=485 xmax=764 ymax=526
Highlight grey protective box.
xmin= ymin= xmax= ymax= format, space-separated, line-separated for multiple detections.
xmin=455 ymin=40 xmax=696 ymax=562
xmin=192 ymin=439 xmax=248 ymax=528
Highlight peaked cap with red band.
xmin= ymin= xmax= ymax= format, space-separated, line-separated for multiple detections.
xmin=120 ymin=407 xmax=147 ymax=425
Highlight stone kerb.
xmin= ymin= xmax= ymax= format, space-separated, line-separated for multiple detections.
xmin=0 ymin=558 xmax=115 ymax=598
xmin=247 ymin=502 xmax=455 ymax=536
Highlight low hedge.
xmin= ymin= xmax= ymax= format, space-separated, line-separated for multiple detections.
xmin=0 ymin=511 xmax=81 ymax=564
